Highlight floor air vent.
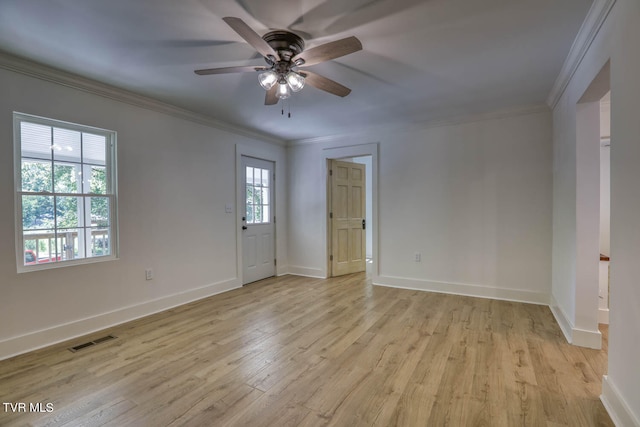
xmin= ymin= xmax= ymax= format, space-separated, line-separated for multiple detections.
xmin=69 ymin=335 xmax=117 ymax=352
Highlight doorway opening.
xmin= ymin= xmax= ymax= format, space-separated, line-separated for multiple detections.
xmin=322 ymin=144 xmax=378 ymax=279
xmin=598 ymin=92 xmax=611 ymax=327
xmin=327 ymin=158 xmax=369 ymax=277
xmin=574 ymin=60 xmax=610 ymax=349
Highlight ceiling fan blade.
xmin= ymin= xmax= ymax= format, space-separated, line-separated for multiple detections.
xmin=194 ymin=66 xmax=266 ymax=75
xmin=223 ymin=17 xmax=280 ymax=61
xmin=300 ymin=70 xmax=352 ymax=97
xmin=293 ymin=36 xmax=362 ymax=67
xmin=265 ymin=86 xmax=278 ymax=105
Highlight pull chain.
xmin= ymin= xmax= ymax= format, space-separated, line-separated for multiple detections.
xmin=280 ymin=99 xmax=292 ymax=118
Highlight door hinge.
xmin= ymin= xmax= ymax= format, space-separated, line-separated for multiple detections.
xmin=329 ymin=169 xmax=333 ymax=176
xmin=274 ymin=258 xmax=277 ymax=266
xmin=330 ymin=212 xmax=333 ymax=219
xmin=330 ymin=255 xmax=333 ymax=261
xmin=274 ymin=216 xmax=276 ymax=224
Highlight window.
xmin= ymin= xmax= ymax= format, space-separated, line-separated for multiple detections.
xmin=14 ymin=113 xmax=118 ymax=272
xmin=245 ymin=166 xmax=270 ymax=224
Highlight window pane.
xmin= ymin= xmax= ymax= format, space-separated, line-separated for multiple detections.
xmin=83 ymin=133 xmax=106 ymax=166
xmin=55 ymin=196 xmax=80 ymax=229
xmin=262 ymin=205 xmax=270 ymax=223
xmin=253 ymin=205 xmax=262 ymax=224
xmin=22 ymin=195 xmax=54 ymax=230
xmin=57 ymin=229 xmax=80 ymax=260
xmin=21 ymin=122 xmax=52 ymax=160
xmin=91 ymin=228 xmax=110 ymax=257
xmin=246 ymin=185 xmax=254 ymax=207
xmin=21 ymin=160 xmax=52 ymax=192
xmin=52 ymin=128 xmax=81 ymax=163
xmin=255 ymin=168 xmax=262 ymax=186
xmin=253 ymin=185 xmax=262 ymax=206
xmin=54 ymin=162 xmax=79 ymax=193
xmin=24 ymin=248 xmax=36 ymax=264
xmin=90 ymin=197 xmax=110 ymax=227
xmin=90 ymin=166 xmax=107 ymax=194
xmin=23 ymin=231 xmax=57 ymax=265
xmin=246 ymin=166 xmax=253 ymax=186
xmin=246 ymin=204 xmax=254 ymax=223
xmin=261 ymin=169 xmax=269 ymax=187
xmin=261 ymin=187 xmax=269 ymax=206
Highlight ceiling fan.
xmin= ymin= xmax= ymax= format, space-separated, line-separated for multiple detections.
xmin=194 ymin=17 xmax=362 ymax=105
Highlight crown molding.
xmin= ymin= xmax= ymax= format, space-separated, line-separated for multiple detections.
xmin=0 ymin=50 xmax=285 ymax=146
xmin=546 ymin=0 xmax=616 ymax=110
xmin=287 ymin=104 xmax=550 ymax=146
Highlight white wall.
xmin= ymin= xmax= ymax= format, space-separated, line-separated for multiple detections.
xmin=575 ymin=101 xmax=601 ymax=340
xmin=550 ymin=2 xmax=614 ymax=349
xmin=605 ymin=0 xmax=640 ymax=423
xmin=0 ymin=64 xmax=287 ymax=359
xmin=288 ymin=110 xmax=553 ymax=304
xmin=552 ymin=0 xmax=640 ymax=424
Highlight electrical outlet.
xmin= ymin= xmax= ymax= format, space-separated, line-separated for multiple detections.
xmin=145 ymin=268 xmax=153 ymax=281
xmin=414 ymin=253 xmax=421 ymax=262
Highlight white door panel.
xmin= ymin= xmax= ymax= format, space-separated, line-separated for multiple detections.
xmin=331 ymin=160 xmax=366 ymax=276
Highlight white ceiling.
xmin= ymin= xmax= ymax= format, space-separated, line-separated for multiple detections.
xmin=0 ymin=0 xmax=593 ymax=142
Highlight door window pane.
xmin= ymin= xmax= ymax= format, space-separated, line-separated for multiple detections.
xmin=245 ymin=166 xmax=271 ymax=224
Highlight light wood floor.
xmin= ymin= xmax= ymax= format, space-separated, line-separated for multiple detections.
xmin=0 ymin=274 xmax=613 ymax=426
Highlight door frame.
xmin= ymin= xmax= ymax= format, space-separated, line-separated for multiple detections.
xmin=323 ymin=143 xmax=379 ymax=280
xmin=236 ymin=145 xmax=279 ymax=285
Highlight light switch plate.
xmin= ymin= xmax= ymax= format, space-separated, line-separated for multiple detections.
xmin=225 ymin=203 xmax=233 ymax=213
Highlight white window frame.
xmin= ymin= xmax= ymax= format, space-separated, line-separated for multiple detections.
xmin=14 ymin=112 xmax=118 ymax=273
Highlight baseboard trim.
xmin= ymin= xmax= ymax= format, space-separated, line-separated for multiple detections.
xmin=550 ymin=294 xmax=602 ymax=349
xmin=0 ymin=278 xmax=240 ymax=361
xmin=374 ymin=275 xmax=549 ymax=305
xmin=287 ymin=266 xmax=326 ymax=279
xmin=550 ymin=293 xmax=574 ymax=343
xmin=601 ymin=375 xmax=640 ymax=427
xmin=572 ymin=327 xmax=602 ymax=349
xmin=599 ymin=308 xmax=610 ymax=324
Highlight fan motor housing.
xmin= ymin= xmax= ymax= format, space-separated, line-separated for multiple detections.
xmin=263 ymin=30 xmax=305 ymax=61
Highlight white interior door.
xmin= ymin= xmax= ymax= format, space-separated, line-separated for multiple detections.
xmin=331 ymin=159 xmax=366 ymax=276
xmin=242 ymin=157 xmax=275 ymax=285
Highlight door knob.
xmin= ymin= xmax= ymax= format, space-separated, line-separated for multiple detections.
xmin=242 ymin=226 xmax=247 ymax=230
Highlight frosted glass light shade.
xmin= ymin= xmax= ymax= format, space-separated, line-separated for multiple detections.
xmin=286 ymin=71 xmax=305 ymax=92
xmin=276 ymin=82 xmax=291 ymax=99
xmin=258 ymin=70 xmax=278 ymax=90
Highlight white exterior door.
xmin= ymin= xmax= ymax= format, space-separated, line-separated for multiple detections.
xmin=331 ymin=159 xmax=366 ymax=276
xmin=242 ymin=157 xmax=275 ymax=285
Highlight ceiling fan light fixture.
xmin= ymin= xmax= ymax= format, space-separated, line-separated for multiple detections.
xmin=276 ymin=81 xmax=291 ymax=99
xmin=286 ymin=71 xmax=305 ymax=92
xmin=258 ymin=70 xmax=278 ymax=90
